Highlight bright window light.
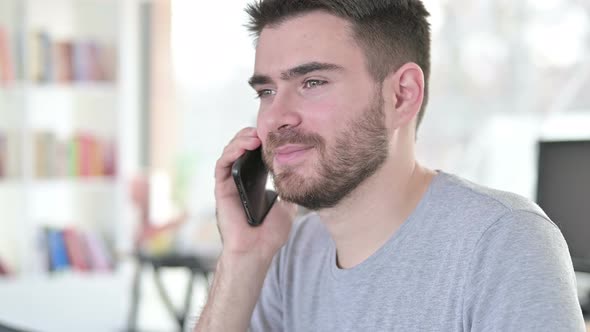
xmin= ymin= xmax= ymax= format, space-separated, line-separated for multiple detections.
xmin=171 ymin=0 xmax=255 ymax=89
xmin=525 ymin=7 xmax=589 ymax=68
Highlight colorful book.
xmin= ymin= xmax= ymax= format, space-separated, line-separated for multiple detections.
xmin=34 ymin=131 xmax=60 ymax=178
xmin=54 ymin=40 xmax=73 ymax=82
xmin=86 ymin=42 xmax=102 ymax=81
xmin=5 ymin=131 xmax=21 ymax=178
xmin=78 ymin=134 xmax=91 ymax=177
xmin=92 ymin=138 xmax=105 ymax=176
xmin=34 ymin=132 xmax=47 ymax=178
xmin=38 ymin=31 xmax=53 ymax=82
xmin=68 ymin=138 xmax=79 ymax=177
xmin=99 ymin=44 xmax=117 ymax=81
xmin=26 ymin=34 xmax=116 ymax=84
xmin=52 ymin=138 xmax=64 ymax=177
xmin=0 ymin=26 xmax=15 ymax=83
xmin=46 ymin=228 xmax=70 ymax=271
xmin=28 ymin=31 xmax=40 ymax=82
xmin=30 ymin=132 xmax=117 ymax=178
xmin=84 ymin=231 xmax=113 ymax=271
xmin=28 ymin=31 xmax=53 ymax=83
xmin=104 ymin=141 xmax=117 ymax=177
xmin=63 ymin=228 xmax=90 ymax=271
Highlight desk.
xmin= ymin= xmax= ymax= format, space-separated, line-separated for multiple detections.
xmin=0 ymin=271 xmax=130 ymax=332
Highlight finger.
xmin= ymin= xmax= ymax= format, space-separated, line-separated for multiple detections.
xmin=221 ymin=136 xmax=262 ymax=164
xmin=215 ymin=137 xmax=262 ymax=180
xmin=229 ymin=127 xmax=259 ymax=143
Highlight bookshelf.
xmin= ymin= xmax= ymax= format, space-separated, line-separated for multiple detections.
xmin=0 ymin=0 xmax=142 ymax=275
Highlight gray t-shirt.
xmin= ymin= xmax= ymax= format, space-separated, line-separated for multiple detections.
xmin=250 ymin=172 xmax=585 ymax=331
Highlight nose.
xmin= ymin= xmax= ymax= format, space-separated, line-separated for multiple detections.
xmin=258 ymin=90 xmax=302 ymax=133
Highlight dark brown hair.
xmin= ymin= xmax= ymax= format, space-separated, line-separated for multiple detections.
xmin=245 ymin=0 xmax=432 ymax=130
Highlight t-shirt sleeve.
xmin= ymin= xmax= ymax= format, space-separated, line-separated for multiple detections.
xmin=463 ymin=210 xmax=585 ymax=332
xmin=250 ymin=252 xmax=284 ymax=332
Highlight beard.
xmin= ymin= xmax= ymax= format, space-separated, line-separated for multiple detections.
xmin=262 ymin=90 xmax=389 ymax=210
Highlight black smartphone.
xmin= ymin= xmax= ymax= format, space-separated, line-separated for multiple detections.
xmin=231 ymin=147 xmax=278 ymax=226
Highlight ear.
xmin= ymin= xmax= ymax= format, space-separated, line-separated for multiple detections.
xmin=388 ymin=63 xmax=425 ymax=129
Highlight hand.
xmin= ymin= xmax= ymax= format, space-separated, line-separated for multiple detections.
xmin=214 ymin=127 xmax=297 ymax=261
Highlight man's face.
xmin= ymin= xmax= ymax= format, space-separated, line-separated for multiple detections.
xmin=252 ymin=11 xmax=390 ymax=210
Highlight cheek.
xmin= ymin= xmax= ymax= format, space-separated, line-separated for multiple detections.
xmin=256 ymin=113 xmax=269 ymax=142
xmin=301 ymin=98 xmax=362 ymax=148
xmin=300 ymin=98 xmax=341 ymax=128
xmin=255 ymin=93 xmax=351 ymax=142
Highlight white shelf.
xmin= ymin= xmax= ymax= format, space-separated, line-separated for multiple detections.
xmin=0 ymin=0 xmax=141 ymax=276
xmin=25 ymin=82 xmax=118 ymax=95
xmin=0 ymin=177 xmax=118 ymax=192
xmin=26 ymin=84 xmax=119 ymax=136
xmin=0 ymin=180 xmax=24 ymax=189
xmin=0 ymin=83 xmax=26 ymax=93
xmin=30 ymin=177 xmax=117 ymax=190
xmin=2 ymin=82 xmax=117 ymax=94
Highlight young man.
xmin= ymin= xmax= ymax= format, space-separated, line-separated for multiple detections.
xmin=196 ymin=1 xmax=585 ymax=331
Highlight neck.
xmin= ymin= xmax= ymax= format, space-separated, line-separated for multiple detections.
xmin=318 ymin=142 xmax=436 ymax=269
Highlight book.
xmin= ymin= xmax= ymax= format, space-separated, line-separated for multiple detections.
xmin=30 ymin=131 xmax=116 ymax=178
xmin=63 ymin=227 xmax=90 ymax=271
xmin=86 ymin=42 xmax=102 ymax=81
xmin=92 ymin=138 xmax=105 ymax=176
xmin=77 ymin=133 xmax=95 ymax=177
xmin=73 ymin=41 xmax=106 ymax=81
xmin=4 ymin=131 xmax=21 ymax=178
xmin=0 ymin=25 xmax=15 ymax=84
xmin=98 ymin=43 xmax=117 ymax=81
xmin=46 ymin=228 xmax=70 ymax=271
xmin=28 ymin=31 xmax=40 ymax=82
xmin=28 ymin=31 xmax=53 ymax=83
xmin=54 ymin=138 xmax=69 ymax=177
xmin=68 ymin=137 xmax=79 ymax=177
xmin=34 ymin=131 xmax=63 ymax=178
xmin=26 ymin=32 xmax=116 ymax=84
xmin=83 ymin=231 xmax=113 ymax=271
xmin=54 ymin=41 xmax=73 ymax=82
xmin=104 ymin=140 xmax=117 ymax=177
xmin=38 ymin=31 xmax=53 ymax=82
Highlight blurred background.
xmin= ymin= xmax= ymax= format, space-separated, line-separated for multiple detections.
xmin=0 ymin=0 xmax=589 ymax=331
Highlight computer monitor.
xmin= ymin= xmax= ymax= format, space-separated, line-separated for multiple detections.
xmin=536 ymin=140 xmax=590 ymax=273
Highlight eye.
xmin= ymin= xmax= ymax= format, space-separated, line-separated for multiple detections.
xmin=256 ymin=89 xmax=276 ymax=99
xmin=304 ymin=79 xmax=327 ymax=89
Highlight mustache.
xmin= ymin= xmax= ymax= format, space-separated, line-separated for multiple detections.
xmin=266 ymin=128 xmax=324 ymax=151
xmin=263 ymin=128 xmax=325 ymax=165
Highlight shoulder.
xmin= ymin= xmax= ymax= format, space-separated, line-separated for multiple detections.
xmin=454 ymin=176 xmax=582 ymax=330
xmin=436 ymin=172 xmax=548 ymax=216
xmin=433 ymin=172 xmax=557 ymax=234
xmin=435 ymin=173 xmax=569 ymax=271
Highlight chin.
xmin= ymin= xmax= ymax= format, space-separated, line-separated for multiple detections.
xmin=274 ymin=172 xmax=311 ymax=195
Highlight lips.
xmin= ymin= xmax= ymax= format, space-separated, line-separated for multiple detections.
xmin=275 ymin=145 xmax=312 ymax=154
xmin=274 ymin=145 xmax=313 ymax=165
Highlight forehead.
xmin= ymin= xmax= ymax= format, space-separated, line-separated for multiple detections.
xmin=254 ymin=11 xmax=367 ymax=75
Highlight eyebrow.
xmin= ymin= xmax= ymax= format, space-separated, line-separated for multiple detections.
xmin=248 ymin=62 xmax=344 ymax=88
